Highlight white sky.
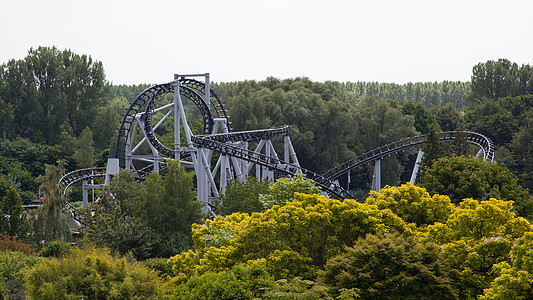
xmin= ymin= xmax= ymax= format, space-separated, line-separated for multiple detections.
xmin=1 ymin=0 xmax=532 ymax=85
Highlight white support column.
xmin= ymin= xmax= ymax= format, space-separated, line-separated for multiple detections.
xmin=263 ymin=140 xmax=270 ymax=181
xmin=82 ymin=180 xmax=89 ymax=208
xmin=124 ymin=119 xmax=133 ymax=169
xmin=410 ymin=149 xmax=425 ymax=183
xmin=476 ymin=148 xmax=484 ymax=159
xmin=371 ymin=158 xmax=381 ymax=191
xmin=105 ymin=158 xmax=120 ymax=185
xmin=284 ymin=136 xmax=300 ymax=167
xmin=174 ymin=95 xmax=181 ymax=161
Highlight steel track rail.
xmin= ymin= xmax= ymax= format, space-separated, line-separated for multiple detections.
xmin=195 ymin=126 xmax=290 ymax=143
xmin=323 ymin=131 xmax=495 ymax=181
xmin=59 ymin=167 xmax=107 ymax=193
xmin=112 ymin=79 xmax=229 ymax=161
xmin=191 ymin=133 xmax=354 ymax=200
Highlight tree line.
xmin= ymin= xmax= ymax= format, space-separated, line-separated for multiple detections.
xmin=1 ymin=46 xmax=533 ymax=298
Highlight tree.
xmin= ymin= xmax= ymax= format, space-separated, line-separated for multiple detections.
xmin=421 ymin=126 xmax=444 ymax=170
xmin=83 ymin=170 xmax=156 ymax=260
xmin=352 ymin=97 xmax=418 ymax=187
xmin=217 ymin=177 xmax=270 ymax=216
xmin=30 ymin=161 xmax=71 ymax=246
xmin=0 ymin=187 xmax=29 ymax=239
xmin=469 ymin=59 xmax=533 ymax=102
xmin=421 ymin=198 xmax=532 ymax=299
xmin=432 ymin=102 xmax=463 ymax=132
xmin=480 ymin=232 xmax=533 ymax=299
xmin=169 ymin=193 xmax=409 ymax=281
xmin=135 ymin=161 xmax=202 ymax=257
xmin=225 ymin=78 xmax=356 ymax=173
xmin=320 ymin=232 xmax=459 ymax=299
xmin=260 ymin=174 xmax=321 ymax=209
xmin=72 ymin=127 xmax=96 ymax=168
xmin=0 ymin=46 xmax=108 ymax=145
xmin=402 ymin=101 xmax=439 ymax=134
xmin=512 ymin=121 xmax=533 ymax=191
xmin=365 ymin=183 xmax=455 ymax=226
xmin=464 ymin=99 xmax=519 ymax=146
xmin=450 ymin=130 xmax=471 ymax=157
xmin=421 ymin=156 xmax=533 ymax=219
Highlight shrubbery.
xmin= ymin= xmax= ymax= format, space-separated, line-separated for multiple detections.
xmin=24 ymin=247 xmax=163 ymax=299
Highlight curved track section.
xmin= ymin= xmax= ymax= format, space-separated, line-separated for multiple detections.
xmin=144 ymin=84 xmax=213 ymax=158
xmin=59 ymin=167 xmax=106 ymax=194
xmin=178 ymin=78 xmax=231 ymax=122
xmin=202 ymin=126 xmax=290 ymax=143
xmin=323 ymin=131 xmax=495 ymax=181
xmin=111 ymin=78 xmax=229 ymax=161
xmin=192 ymin=129 xmax=354 ymax=200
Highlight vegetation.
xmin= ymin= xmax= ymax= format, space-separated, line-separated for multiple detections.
xmin=1 ymin=47 xmax=533 ymax=298
xmin=24 ymin=247 xmax=163 ymax=299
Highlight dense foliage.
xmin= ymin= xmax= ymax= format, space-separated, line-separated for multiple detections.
xmin=1 ymin=47 xmax=533 ymax=298
xmin=83 ymin=162 xmax=202 ymax=260
xmin=24 ymin=247 xmax=162 ymax=299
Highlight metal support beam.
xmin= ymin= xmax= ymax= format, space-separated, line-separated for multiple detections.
xmin=371 ymin=159 xmax=381 ymax=191
xmin=410 ymin=149 xmax=424 ymax=183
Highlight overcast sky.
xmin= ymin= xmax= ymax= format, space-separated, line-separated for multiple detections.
xmin=1 ymin=0 xmax=532 ymax=85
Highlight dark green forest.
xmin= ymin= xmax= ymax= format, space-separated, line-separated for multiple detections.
xmin=1 ymin=47 xmax=533 ymax=298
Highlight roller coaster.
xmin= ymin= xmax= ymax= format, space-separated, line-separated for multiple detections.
xmin=59 ymin=73 xmax=495 ymax=215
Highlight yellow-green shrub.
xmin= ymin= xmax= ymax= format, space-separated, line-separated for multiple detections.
xmin=24 ymin=247 xmax=163 ymax=299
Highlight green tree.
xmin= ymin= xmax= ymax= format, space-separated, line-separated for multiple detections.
xmin=0 ymin=46 xmax=108 ymax=144
xmin=480 ymin=232 xmax=533 ymax=299
xmin=512 ymin=121 xmax=533 ymax=191
xmin=422 ymin=198 xmax=532 ymax=299
xmin=402 ymin=101 xmax=439 ymax=134
xmin=136 ymin=161 xmax=202 ymax=257
xmin=0 ymin=187 xmax=29 ymax=239
xmin=432 ymin=102 xmax=463 ymax=131
xmin=169 ymin=193 xmax=409 ymax=281
xmin=73 ymin=127 xmax=96 ymax=168
xmin=352 ymin=97 xmax=418 ymax=187
xmin=260 ymin=174 xmax=321 ymax=209
xmin=0 ymin=251 xmax=41 ymax=299
xmin=421 ymin=156 xmax=533 ymax=219
xmin=365 ymin=182 xmax=455 ymax=226
xmin=464 ymin=99 xmax=519 ymax=146
xmin=421 ymin=126 xmax=444 ymax=170
xmin=225 ymin=79 xmax=356 ymax=173
xmin=469 ymin=59 xmax=533 ymax=102
xmin=217 ymin=177 xmax=270 ymax=216
xmin=450 ymin=130 xmax=471 ymax=157
xmin=83 ymin=170 xmax=156 ymax=260
xmin=30 ymin=161 xmax=71 ymax=246
xmin=320 ymin=232 xmax=458 ymax=299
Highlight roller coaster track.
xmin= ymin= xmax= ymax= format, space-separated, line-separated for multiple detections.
xmin=111 ymin=79 xmax=229 ymax=161
xmin=59 ymin=167 xmax=106 ymax=193
xmin=323 ymin=131 xmax=495 ymax=181
xmin=58 ymin=168 xmax=107 ymax=225
xmin=191 ymin=128 xmax=355 ymax=200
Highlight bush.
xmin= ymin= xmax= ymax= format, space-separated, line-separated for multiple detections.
xmin=38 ymin=240 xmax=71 ymax=258
xmin=142 ymin=257 xmax=175 ymax=278
xmin=0 ymin=233 xmax=34 ymax=254
xmin=170 ymin=263 xmax=275 ymax=299
xmin=320 ymin=232 xmax=458 ymax=299
xmin=24 ymin=246 xmax=163 ymax=299
xmin=0 ymin=251 xmax=41 ymax=299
